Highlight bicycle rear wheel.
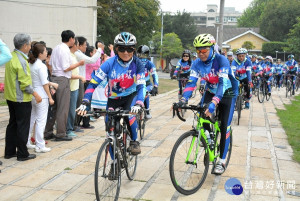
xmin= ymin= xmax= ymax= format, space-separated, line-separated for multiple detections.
xmin=95 ymin=139 xmax=121 ymax=201
xmin=124 ymin=132 xmax=137 ymax=180
xmin=258 ymin=82 xmax=265 ymax=103
xmin=169 ymin=130 xmax=209 ymax=195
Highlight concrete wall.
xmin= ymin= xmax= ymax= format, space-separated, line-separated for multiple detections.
xmin=0 ymin=0 xmax=97 ymax=51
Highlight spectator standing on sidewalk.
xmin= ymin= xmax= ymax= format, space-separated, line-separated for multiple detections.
xmin=44 ymin=30 xmax=84 ymax=141
xmin=27 ymin=42 xmax=58 ymax=153
xmin=66 ymin=38 xmax=86 ymax=137
xmin=0 ymin=38 xmax=12 ymax=166
xmin=74 ymin=37 xmax=103 ymax=129
xmin=4 ymin=33 xmax=42 ymax=161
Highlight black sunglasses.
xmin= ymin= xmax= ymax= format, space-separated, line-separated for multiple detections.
xmin=118 ymin=46 xmax=135 ymax=53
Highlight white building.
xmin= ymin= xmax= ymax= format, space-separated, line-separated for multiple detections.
xmin=0 ymin=0 xmax=98 ymax=51
xmin=191 ymin=4 xmax=242 ymax=27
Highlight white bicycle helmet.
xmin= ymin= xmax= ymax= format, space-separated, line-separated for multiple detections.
xmin=236 ymin=48 xmax=248 ymax=55
xmin=114 ymin=32 xmax=137 ymax=47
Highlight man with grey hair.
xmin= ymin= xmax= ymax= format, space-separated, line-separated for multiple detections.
xmin=4 ymin=33 xmax=42 ymax=161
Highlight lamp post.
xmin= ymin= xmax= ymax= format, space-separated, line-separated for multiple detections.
xmin=276 ymin=51 xmax=278 ymax=60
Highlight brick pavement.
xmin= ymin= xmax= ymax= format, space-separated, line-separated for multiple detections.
xmin=0 ymin=88 xmax=299 ymax=201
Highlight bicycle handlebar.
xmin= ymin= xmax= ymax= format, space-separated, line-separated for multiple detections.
xmin=84 ymin=108 xmax=131 ymax=118
xmin=172 ymin=103 xmax=217 ymax=123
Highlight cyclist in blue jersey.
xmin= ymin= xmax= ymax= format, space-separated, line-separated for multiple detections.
xmin=263 ymin=56 xmax=274 ymax=95
xmin=274 ymin=59 xmax=284 ymax=90
xmin=175 ymin=33 xmax=238 ymax=174
xmin=227 ymin=51 xmax=234 ymax=66
xmin=284 ymin=54 xmax=298 ymax=95
xmin=231 ymin=48 xmax=252 ymax=109
xmin=137 ymin=45 xmax=159 ymax=119
xmin=173 ymin=50 xmax=193 ymax=100
xmin=76 ymin=32 xmax=146 ymax=156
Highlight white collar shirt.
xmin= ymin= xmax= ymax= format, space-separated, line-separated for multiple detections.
xmin=50 ymin=43 xmax=72 ymax=78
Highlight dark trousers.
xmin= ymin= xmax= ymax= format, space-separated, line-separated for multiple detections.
xmin=44 ymin=76 xmax=70 ymax=138
xmin=201 ymin=91 xmax=235 ymax=158
xmin=5 ymin=100 xmax=32 ymax=158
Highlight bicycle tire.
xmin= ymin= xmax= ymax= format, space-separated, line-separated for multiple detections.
xmin=124 ymin=132 xmax=137 ymax=180
xmin=169 ymin=130 xmax=209 ymax=195
xmin=265 ymin=83 xmax=271 ymax=101
xmin=258 ymin=82 xmax=265 ymax=103
xmin=237 ymin=95 xmax=242 ymax=125
xmin=286 ymin=80 xmax=290 ymax=98
xmin=137 ymin=110 xmax=145 ymax=140
xmin=95 ymin=139 xmax=121 ymax=201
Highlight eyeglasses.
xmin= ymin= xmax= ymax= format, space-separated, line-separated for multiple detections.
xmin=183 ymin=55 xmax=189 ymax=58
xmin=118 ymin=46 xmax=135 ymax=53
xmin=196 ymin=47 xmax=210 ymax=54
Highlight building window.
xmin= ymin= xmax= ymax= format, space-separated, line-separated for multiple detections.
xmin=208 ymin=17 xmax=215 ymax=21
xmin=208 ymin=9 xmax=215 ymax=12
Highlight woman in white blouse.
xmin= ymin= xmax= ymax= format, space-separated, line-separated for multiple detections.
xmin=27 ymin=42 xmax=58 ymax=153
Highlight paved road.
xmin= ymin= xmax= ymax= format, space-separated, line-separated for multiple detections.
xmin=0 ymin=89 xmax=299 ymax=201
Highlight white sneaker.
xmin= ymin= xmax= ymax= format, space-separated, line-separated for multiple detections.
xmin=146 ymin=113 xmax=152 ymax=119
xmin=35 ymin=147 xmax=51 ymax=153
xmin=27 ymin=144 xmax=36 ymax=149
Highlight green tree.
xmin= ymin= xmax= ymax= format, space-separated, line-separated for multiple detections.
xmin=96 ymin=0 xmax=160 ymax=50
xmin=152 ymin=32 xmax=183 ymax=68
xmin=162 ymin=11 xmax=198 ymax=48
xmin=242 ymin=41 xmax=255 ymax=51
xmin=237 ymin=0 xmax=270 ymax=27
xmin=259 ymin=0 xmax=300 ymax=41
xmin=286 ymin=17 xmax=300 ymax=56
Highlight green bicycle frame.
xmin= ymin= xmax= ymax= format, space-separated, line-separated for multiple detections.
xmin=185 ymin=116 xmax=221 ymax=164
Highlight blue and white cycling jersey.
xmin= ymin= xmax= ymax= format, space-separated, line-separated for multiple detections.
xmin=285 ymin=59 xmax=298 ymax=73
xmin=182 ymin=54 xmax=239 ymax=103
xmin=274 ymin=63 xmax=283 ymax=75
xmin=83 ymin=55 xmax=146 ymax=105
xmin=140 ymin=58 xmax=159 ymax=86
xmin=173 ymin=60 xmax=192 ymax=77
xmin=231 ymin=58 xmax=252 ymax=81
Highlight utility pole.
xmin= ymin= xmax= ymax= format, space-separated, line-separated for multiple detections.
xmin=160 ymin=10 xmax=164 ymax=71
xmin=218 ymin=0 xmax=225 ymax=49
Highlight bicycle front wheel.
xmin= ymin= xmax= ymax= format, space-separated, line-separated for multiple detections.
xmin=237 ymin=95 xmax=242 ymax=125
xmin=125 ymin=133 xmax=137 ymax=180
xmin=169 ymin=130 xmax=209 ymax=195
xmin=95 ymin=139 xmax=121 ymax=201
xmin=286 ymin=80 xmax=290 ymax=98
xmin=258 ymin=82 xmax=265 ymax=103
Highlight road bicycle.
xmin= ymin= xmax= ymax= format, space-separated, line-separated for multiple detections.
xmin=169 ymin=103 xmax=232 ymax=195
xmin=90 ymin=108 xmax=138 ymax=201
xmin=257 ymin=74 xmax=271 ymax=103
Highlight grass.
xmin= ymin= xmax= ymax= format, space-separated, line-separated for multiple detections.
xmin=276 ymin=95 xmax=300 ymax=163
xmin=157 ymin=78 xmax=178 ymax=94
